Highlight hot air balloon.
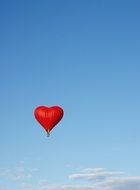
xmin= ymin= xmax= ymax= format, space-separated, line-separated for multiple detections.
xmin=34 ymin=106 xmax=64 ymax=136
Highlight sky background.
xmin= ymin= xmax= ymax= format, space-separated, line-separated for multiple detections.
xmin=0 ymin=0 xmax=140 ymax=190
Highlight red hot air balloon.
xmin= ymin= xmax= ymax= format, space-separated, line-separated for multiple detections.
xmin=34 ymin=106 xmax=64 ymax=136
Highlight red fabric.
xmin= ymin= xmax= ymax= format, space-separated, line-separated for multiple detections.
xmin=34 ymin=106 xmax=64 ymax=135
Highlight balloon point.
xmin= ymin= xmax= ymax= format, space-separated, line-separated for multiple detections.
xmin=46 ymin=130 xmax=50 ymax=137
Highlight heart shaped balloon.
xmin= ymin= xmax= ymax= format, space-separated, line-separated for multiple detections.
xmin=34 ymin=106 xmax=64 ymax=136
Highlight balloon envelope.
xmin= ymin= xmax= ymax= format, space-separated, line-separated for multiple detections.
xmin=34 ymin=106 xmax=64 ymax=136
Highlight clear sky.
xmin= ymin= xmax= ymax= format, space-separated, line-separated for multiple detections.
xmin=0 ymin=1 xmax=140 ymax=190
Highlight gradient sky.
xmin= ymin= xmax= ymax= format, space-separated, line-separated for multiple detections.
xmin=0 ymin=1 xmax=140 ymax=190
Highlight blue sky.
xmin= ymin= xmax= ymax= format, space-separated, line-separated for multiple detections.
xmin=0 ymin=0 xmax=140 ymax=189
